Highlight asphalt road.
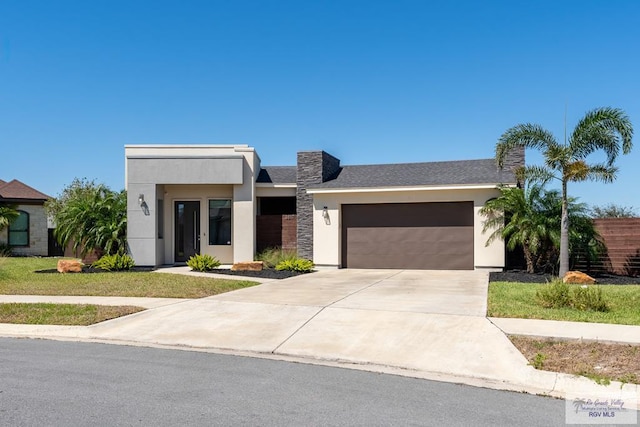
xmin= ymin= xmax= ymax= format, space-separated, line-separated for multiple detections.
xmin=0 ymin=338 xmax=568 ymax=426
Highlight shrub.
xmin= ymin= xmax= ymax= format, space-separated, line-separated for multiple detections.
xmin=256 ymin=247 xmax=298 ymax=269
xmin=571 ymin=286 xmax=609 ymax=312
xmin=47 ymin=179 xmax=127 ymax=257
xmin=0 ymin=243 xmax=12 ymax=257
xmin=187 ymin=254 xmax=221 ymax=272
xmin=531 ymin=353 xmax=546 ymax=369
xmin=535 ymin=280 xmax=609 ymax=312
xmin=536 ymin=280 xmax=571 ymax=308
xmin=275 ymin=258 xmax=314 ymax=273
xmin=92 ymin=253 xmax=135 ymax=271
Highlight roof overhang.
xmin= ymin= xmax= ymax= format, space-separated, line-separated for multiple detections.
xmin=255 ymin=183 xmax=297 ymax=188
xmin=306 ymin=183 xmax=514 ymax=194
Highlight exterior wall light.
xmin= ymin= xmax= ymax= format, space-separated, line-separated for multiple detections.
xmin=138 ymin=194 xmax=145 ymax=206
xmin=322 ymin=206 xmax=331 ymax=225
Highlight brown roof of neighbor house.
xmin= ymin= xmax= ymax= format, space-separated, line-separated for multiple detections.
xmin=0 ymin=179 xmax=51 ymax=201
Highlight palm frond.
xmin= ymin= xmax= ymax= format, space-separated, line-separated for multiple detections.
xmin=496 ymin=123 xmax=558 ymax=168
xmin=570 ymin=107 xmax=634 ymax=164
xmin=519 ymin=165 xmax=558 ymax=185
xmin=583 ymin=163 xmax=618 ymax=183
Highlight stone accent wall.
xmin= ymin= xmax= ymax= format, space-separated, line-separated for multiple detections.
xmin=0 ymin=204 xmax=49 ymax=256
xmin=256 ymin=214 xmax=297 ymax=253
xmin=502 ymin=145 xmax=525 ymax=171
xmin=296 ymin=151 xmax=341 ymax=260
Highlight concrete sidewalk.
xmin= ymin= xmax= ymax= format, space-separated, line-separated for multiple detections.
xmin=0 ymin=268 xmax=638 ymax=405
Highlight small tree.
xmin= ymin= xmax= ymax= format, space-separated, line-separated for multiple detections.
xmin=590 ymin=203 xmax=638 ymax=218
xmin=46 ymin=179 xmax=127 ymax=257
xmin=481 ymin=183 xmax=600 ymax=273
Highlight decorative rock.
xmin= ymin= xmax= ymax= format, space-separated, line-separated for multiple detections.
xmin=57 ymin=259 xmax=83 ymax=273
xmin=231 ymin=261 xmax=264 ymax=272
xmin=563 ymin=271 xmax=596 ymax=285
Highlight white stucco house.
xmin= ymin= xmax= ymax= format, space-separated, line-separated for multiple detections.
xmin=125 ymin=145 xmax=523 ymax=269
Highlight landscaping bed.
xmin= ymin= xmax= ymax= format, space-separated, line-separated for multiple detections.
xmin=35 ymin=266 xmax=308 ymax=279
xmin=203 ymin=268 xmax=310 ymax=280
xmin=490 ymin=270 xmax=640 ymax=285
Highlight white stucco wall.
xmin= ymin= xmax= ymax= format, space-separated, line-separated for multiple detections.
xmin=125 ymin=145 xmax=259 ymax=266
xmin=309 ymin=187 xmax=505 ymax=269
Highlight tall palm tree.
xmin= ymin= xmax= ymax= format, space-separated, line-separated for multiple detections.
xmin=495 ymin=107 xmax=633 ymax=276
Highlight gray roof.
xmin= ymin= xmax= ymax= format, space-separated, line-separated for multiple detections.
xmin=257 ymin=166 xmax=297 ymax=184
xmin=257 ymin=158 xmax=517 ymax=188
xmin=309 ymin=158 xmax=516 ymax=189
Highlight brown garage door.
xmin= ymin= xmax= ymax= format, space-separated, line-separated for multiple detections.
xmin=341 ymin=202 xmax=474 ymax=270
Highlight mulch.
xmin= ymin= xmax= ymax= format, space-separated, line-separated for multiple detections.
xmin=35 ymin=266 xmax=308 ymax=279
xmin=202 ymin=269 xmax=307 ymax=279
xmin=490 ymin=270 xmax=640 ymax=285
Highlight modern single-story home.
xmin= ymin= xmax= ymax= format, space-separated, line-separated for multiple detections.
xmin=0 ymin=179 xmax=51 ymax=256
xmin=125 ymin=145 xmax=523 ymax=270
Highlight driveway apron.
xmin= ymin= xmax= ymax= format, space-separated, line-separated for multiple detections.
xmin=79 ymin=269 xmax=542 ymax=387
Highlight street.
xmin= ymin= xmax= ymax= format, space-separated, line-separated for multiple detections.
xmin=0 ymin=338 xmax=567 ymax=426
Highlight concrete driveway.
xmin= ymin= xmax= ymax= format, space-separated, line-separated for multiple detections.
xmin=2 ymin=268 xmax=637 ymax=400
xmin=66 ymin=269 xmax=549 ymax=390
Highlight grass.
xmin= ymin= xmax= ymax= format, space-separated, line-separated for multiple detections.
xmin=0 ymin=303 xmax=144 ymax=325
xmin=0 ymin=257 xmax=258 ymax=298
xmin=489 ymin=281 xmax=640 ymax=325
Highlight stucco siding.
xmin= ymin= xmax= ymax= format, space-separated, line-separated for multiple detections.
xmin=125 ymin=145 xmax=258 ymax=266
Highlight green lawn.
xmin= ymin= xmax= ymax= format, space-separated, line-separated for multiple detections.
xmin=0 ymin=257 xmax=258 ymax=298
xmin=0 ymin=303 xmax=144 ymax=325
xmin=488 ymin=281 xmax=640 ymax=325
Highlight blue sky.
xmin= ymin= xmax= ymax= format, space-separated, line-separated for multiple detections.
xmin=1 ymin=0 xmax=639 ymax=209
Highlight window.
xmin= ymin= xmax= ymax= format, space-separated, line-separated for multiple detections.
xmin=209 ymin=200 xmax=231 ymax=245
xmin=9 ymin=210 xmax=29 ymax=247
xmin=157 ymin=199 xmax=164 ymax=239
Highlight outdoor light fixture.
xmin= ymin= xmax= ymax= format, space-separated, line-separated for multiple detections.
xmin=322 ymin=206 xmax=331 ymax=225
xmin=138 ymin=194 xmax=145 ymax=206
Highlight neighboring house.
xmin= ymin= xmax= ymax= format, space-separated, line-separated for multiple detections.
xmin=125 ymin=145 xmax=523 ymax=270
xmin=0 ymin=179 xmax=51 ymax=256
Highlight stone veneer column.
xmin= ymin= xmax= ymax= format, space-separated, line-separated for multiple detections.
xmin=296 ymin=151 xmax=341 ymax=260
xmin=502 ymin=146 xmax=525 ymax=186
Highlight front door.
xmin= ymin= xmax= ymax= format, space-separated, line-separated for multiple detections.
xmin=175 ymin=201 xmax=200 ymax=262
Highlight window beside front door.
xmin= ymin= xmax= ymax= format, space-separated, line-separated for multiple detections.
xmin=9 ymin=210 xmax=29 ymax=247
xmin=209 ymin=200 xmax=231 ymax=245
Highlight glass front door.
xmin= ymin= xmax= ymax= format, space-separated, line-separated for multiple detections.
xmin=175 ymin=201 xmax=200 ymax=262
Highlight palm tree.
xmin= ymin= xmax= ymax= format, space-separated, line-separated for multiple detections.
xmin=481 ymin=184 xmax=559 ymax=273
xmin=52 ymin=183 xmax=127 ymax=257
xmin=495 ymin=107 xmax=633 ymax=276
xmin=481 ymin=184 xmax=601 ymax=273
xmin=0 ymin=204 xmax=19 ymax=231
